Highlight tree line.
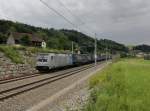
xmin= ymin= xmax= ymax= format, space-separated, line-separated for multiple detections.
xmin=0 ymin=20 xmax=128 ymax=54
xmin=133 ymin=44 xmax=150 ymax=53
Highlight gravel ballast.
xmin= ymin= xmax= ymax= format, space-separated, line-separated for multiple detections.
xmin=0 ymin=62 xmax=109 ymax=111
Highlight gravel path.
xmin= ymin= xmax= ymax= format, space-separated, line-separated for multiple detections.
xmin=52 ymin=82 xmax=90 ymax=111
xmin=0 ymin=62 xmax=108 ymax=111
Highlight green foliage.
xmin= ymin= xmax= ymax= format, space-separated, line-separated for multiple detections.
xmin=84 ymin=59 xmax=150 ymax=111
xmin=98 ymin=39 xmax=129 ymax=53
xmin=0 ymin=45 xmax=24 ymax=64
xmin=20 ymin=35 xmax=30 ymax=46
xmin=0 ymin=45 xmax=68 ymax=63
xmin=133 ymin=44 xmax=150 ymax=53
xmin=0 ymin=19 xmax=128 ymax=54
xmin=47 ymin=31 xmax=71 ymax=50
xmin=12 ymin=45 xmax=69 ymax=54
xmin=36 ymin=30 xmax=48 ymax=40
xmin=120 ymin=52 xmax=129 ymax=58
xmin=0 ymin=33 xmax=7 ymax=43
xmin=25 ymin=47 xmax=66 ymax=54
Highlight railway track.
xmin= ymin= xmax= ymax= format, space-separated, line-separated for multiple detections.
xmin=0 ymin=63 xmax=96 ymax=85
xmin=0 ymin=63 xmax=97 ymax=101
xmin=0 ymin=73 xmax=41 ymax=84
xmin=0 ymin=61 xmax=104 ymax=85
xmin=0 ymin=62 xmax=101 ymax=85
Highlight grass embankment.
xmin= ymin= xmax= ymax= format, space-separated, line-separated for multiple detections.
xmin=2 ymin=45 xmax=70 ymax=54
xmin=85 ymin=59 xmax=150 ymax=111
xmin=0 ymin=45 xmax=23 ymax=64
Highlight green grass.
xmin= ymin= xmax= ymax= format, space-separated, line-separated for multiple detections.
xmin=0 ymin=45 xmax=24 ymax=64
xmin=25 ymin=47 xmax=69 ymax=54
xmin=11 ymin=45 xmax=70 ymax=54
xmin=84 ymin=59 xmax=150 ymax=111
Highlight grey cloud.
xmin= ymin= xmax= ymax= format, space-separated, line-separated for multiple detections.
xmin=0 ymin=0 xmax=150 ymax=45
xmin=108 ymin=0 xmax=150 ymax=22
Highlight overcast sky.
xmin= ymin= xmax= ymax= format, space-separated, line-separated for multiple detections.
xmin=0 ymin=0 xmax=150 ymax=45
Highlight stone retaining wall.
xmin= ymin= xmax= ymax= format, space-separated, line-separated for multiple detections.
xmin=0 ymin=52 xmax=38 ymax=80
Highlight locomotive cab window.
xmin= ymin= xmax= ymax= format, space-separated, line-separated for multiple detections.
xmin=43 ymin=59 xmax=47 ymax=62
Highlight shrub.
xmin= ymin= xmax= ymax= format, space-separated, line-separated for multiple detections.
xmin=0 ymin=45 xmax=24 ymax=64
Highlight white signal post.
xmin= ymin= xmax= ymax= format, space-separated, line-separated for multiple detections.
xmin=94 ymin=33 xmax=97 ymax=66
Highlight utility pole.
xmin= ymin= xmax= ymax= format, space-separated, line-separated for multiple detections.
xmin=106 ymin=46 xmax=108 ymax=63
xmin=95 ymin=33 xmax=97 ymax=66
xmin=72 ymin=41 xmax=74 ymax=54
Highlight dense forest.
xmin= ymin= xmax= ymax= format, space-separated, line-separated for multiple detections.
xmin=0 ymin=20 xmax=128 ymax=54
xmin=133 ymin=44 xmax=150 ymax=53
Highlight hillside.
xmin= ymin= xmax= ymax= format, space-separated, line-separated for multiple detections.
xmin=0 ymin=20 xmax=128 ymax=54
xmin=133 ymin=44 xmax=150 ymax=53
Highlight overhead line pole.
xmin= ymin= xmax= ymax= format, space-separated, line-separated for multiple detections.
xmin=95 ymin=33 xmax=97 ymax=66
xmin=72 ymin=41 xmax=74 ymax=54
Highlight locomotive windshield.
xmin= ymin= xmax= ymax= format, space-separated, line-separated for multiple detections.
xmin=38 ymin=59 xmax=47 ymax=62
xmin=37 ymin=54 xmax=49 ymax=62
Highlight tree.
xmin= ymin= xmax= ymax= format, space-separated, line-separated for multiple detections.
xmin=0 ymin=19 xmax=128 ymax=53
xmin=20 ymin=35 xmax=30 ymax=46
xmin=134 ymin=44 xmax=150 ymax=52
xmin=0 ymin=33 xmax=7 ymax=44
xmin=47 ymin=38 xmax=59 ymax=49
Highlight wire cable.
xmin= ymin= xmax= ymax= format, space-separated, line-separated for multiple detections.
xmin=57 ymin=0 xmax=96 ymax=35
xmin=40 ymin=0 xmax=77 ymax=28
xmin=40 ymin=0 xmax=97 ymax=37
xmin=57 ymin=0 xmax=85 ymax=25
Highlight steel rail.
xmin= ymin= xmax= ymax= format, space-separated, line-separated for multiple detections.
xmin=0 ymin=63 xmax=96 ymax=101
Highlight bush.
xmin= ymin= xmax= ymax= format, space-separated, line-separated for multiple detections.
xmin=120 ymin=52 xmax=128 ymax=58
xmin=20 ymin=35 xmax=30 ymax=46
xmin=0 ymin=45 xmax=24 ymax=64
xmin=0 ymin=33 xmax=7 ymax=44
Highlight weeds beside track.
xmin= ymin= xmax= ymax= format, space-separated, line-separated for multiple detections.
xmin=84 ymin=59 xmax=150 ymax=111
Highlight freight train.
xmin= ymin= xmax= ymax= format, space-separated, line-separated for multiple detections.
xmin=36 ymin=53 xmax=111 ymax=72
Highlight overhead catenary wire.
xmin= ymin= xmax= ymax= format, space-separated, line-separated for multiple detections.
xmin=57 ymin=0 xmax=85 ymax=26
xmin=40 ymin=0 xmax=96 ymax=36
xmin=40 ymin=0 xmax=77 ymax=28
xmin=57 ymin=0 xmax=96 ymax=36
xmin=40 ymin=0 xmax=88 ymax=35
